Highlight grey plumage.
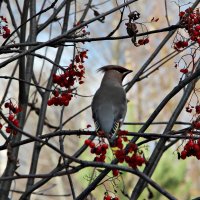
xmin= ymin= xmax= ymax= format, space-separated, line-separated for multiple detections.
xmin=92 ymin=65 xmax=132 ymax=146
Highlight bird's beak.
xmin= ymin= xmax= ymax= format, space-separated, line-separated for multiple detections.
xmin=124 ymin=70 xmax=132 ymax=76
xmin=122 ymin=70 xmax=132 ymax=80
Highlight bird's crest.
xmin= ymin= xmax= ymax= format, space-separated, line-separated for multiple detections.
xmin=97 ymin=65 xmax=131 ymax=74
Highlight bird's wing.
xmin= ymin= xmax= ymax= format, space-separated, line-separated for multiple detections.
xmin=92 ymin=86 xmax=127 ymax=138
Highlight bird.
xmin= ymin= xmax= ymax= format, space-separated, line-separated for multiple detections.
xmin=91 ymin=65 xmax=132 ymax=146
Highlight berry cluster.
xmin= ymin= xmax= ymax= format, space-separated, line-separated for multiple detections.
xmin=124 ymin=151 xmax=146 ymax=168
xmin=84 ymin=131 xmax=146 ymax=200
xmin=179 ymin=103 xmax=200 ymax=160
xmin=186 ymin=104 xmax=200 ymax=114
xmin=0 ymin=16 xmax=10 ymax=39
xmin=84 ymin=130 xmax=146 ymax=169
xmin=185 ymin=104 xmax=200 ymax=129
xmin=137 ymin=38 xmax=149 ymax=45
xmin=2 ymin=101 xmax=21 ymax=135
xmin=84 ymin=139 xmax=109 ymax=162
xmin=125 ymin=21 xmax=150 ymax=46
xmin=174 ymin=40 xmax=189 ymax=50
xmin=103 ymin=194 xmax=119 ymax=200
xmin=47 ymin=90 xmax=72 ymax=106
xmin=48 ymin=50 xmax=87 ymax=107
xmin=180 ymin=7 xmax=200 ymax=44
xmin=180 ymin=139 xmax=200 ymax=160
xmin=111 ymin=130 xmax=146 ymax=169
xmin=125 ymin=11 xmax=160 ymax=46
xmin=193 ymin=120 xmax=200 ymax=129
xmin=113 ymin=140 xmax=146 ymax=169
xmin=174 ymin=7 xmax=200 ymax=51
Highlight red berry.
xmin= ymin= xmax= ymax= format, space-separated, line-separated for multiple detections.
xmin=118 ymin=130 xmax=128 ymax=135
xmin=190 ymin=36 xmax=196 ymax=41
xmin=117 ymin=137 xmax=122 ymax=143
xmin=90 ymin=148 xmax=96 ymax=154
xmin=78 ymin=64 xmax=84 ymax=69
xmin=184 ymin=144 xmax=189 ymax=151
xmin=52 ymin=74 xmax=60 ymax=83
xmin=193 ymin=144 xmax=200 ymax=152
xmin=112 ymin=169 xmax=119 ymax=177
xmin=104 ymin=195 xmax=112 ymax=200
xmin=117 ymin=143 xmax=123 ymax=149
xmin=47 ymin=99 xmax=53 ymax=106
xmin=94 ymin=146 xmax=101 ymax=155
xmin=193 ymin=18 xmax=199 ymax=24
xmin=89 ymin=142 xmax=95 ymax=148
xmin=8 ymin=114 xmax=15 ymax=121
xmin=129 ymin=143 xmax=138 ymax=152
xmin=179 ymin=11 xmax=185 ymax=17
xmin=182 ymin=41 xmax=188 ymax=47
xmin=180 ymin=68 xmax=188 ymax=74
xmin=189 ymin=14 xmax=195 ymax=19
xmin=12 ymin=107 xmax=18 ymax=114
xmin=100 ymin=154 xmax=106 ymax=162
xmin=13 ymin=119 xmax=19 ymax=127
xmin=6 ymin=127 xmax=11 ymax=133
xmin=193 ymin=30 xmax=199 ymax=36
xmin=101 ymin=148 xmax=107 ymax=155
xmin=102 ymin=143 xmax=108 ymax=149
xmin=186 ymin=106 xmax=192 ymax=113
xmin=4 ymin=102 xmax=10 ymax=108
xmin=143 ymin=38 xmax=149 ymax=44
xmin=125 ymin=156 xmax=131 ymax=162
xmin=53 ymin=90 xmax=59 ymax=97
xmin=123 ymin=136 xmax=128 ymax=142
xmin=63 ymin=101 xmax=69 ymax=106
xmin=75 ymin=55 xmax=80 ymax=63
xmin=194 ymin=122 xmax=200 ymax=129
xmin=137 ymin=156 xmax=145 ymax=166
xmin=138 ymin=39 xmax=144 ymax=45
xmin=187 ymin=139 xmax=194 ymax=148
xmin=94 ymin=156 xmax=101 ymax=162
xmin=115 ymin=149 xmax=125 ymax=163
xmin=15 ymin=107 xmax=21 ymax=113
xmin=195 ymin=105 xmax=200 ymax=114
xmin=180 ymin=150 xmax=187 ymax=159
xmin=84 ymin=139 xmax=91 ymax=146
xmin=175 ymin=41 xmax=182 ymax=49
xmin=195 ymin=25 xmax=200 ymax=31
xmin=86 ymin=124 xmax=91 ymax=128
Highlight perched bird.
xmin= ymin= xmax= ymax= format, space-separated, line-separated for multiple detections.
xmin=91 ymin=65 xmax=132 ymax=146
